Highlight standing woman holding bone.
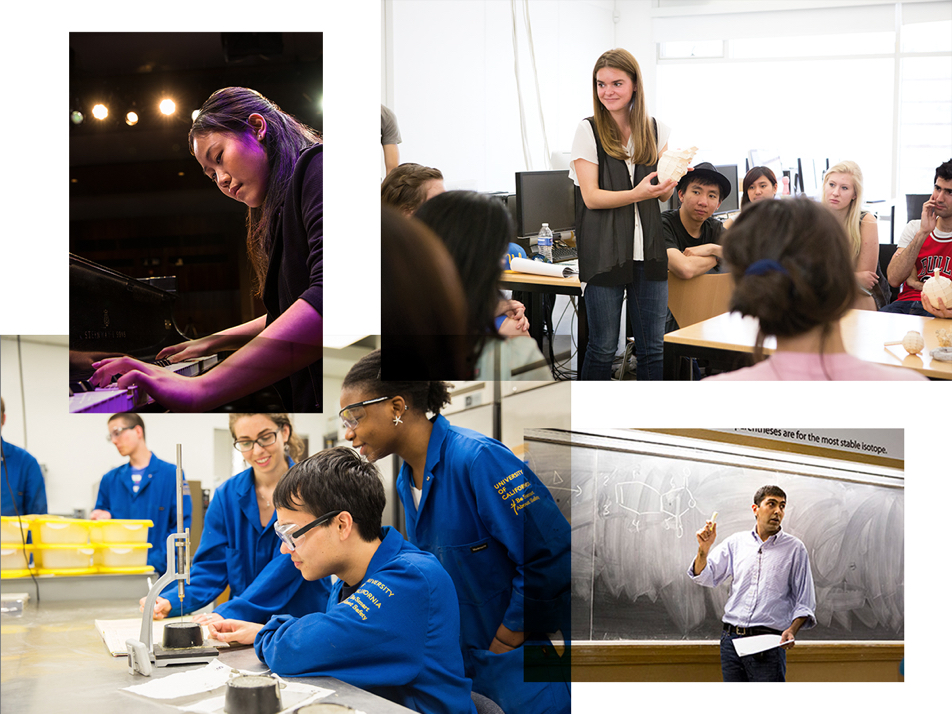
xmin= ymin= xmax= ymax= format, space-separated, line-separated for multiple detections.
xmin=569 ymin=48 xmax=679 ymax=380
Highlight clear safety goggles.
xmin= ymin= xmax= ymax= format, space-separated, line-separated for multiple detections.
xmin=273 ymin=510 xmax=342 ymax=551
xmin=338 ymin=396 xmax=391 ymax=430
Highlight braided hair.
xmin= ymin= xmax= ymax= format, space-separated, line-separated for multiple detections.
xmin=381 ymin=163 xmax=444 ymax=215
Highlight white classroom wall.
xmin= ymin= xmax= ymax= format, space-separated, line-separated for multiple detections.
xmin=385 ymin=0 xmax=952 ymax=218
xmin=385 ymin=0 xmax=615 ymax=192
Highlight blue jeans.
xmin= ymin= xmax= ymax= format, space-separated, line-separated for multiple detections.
xmin=581 ymin=265 xmax=667 ymax=381
xmin=720 ymin=630 xmax=787 ymax=682
xmin=879 ymin=299 xmax=931 ymax=317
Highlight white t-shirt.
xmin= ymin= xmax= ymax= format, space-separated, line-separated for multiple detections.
xmin=897 ymin=219 xmax=952 ymax=249
xmin=568 ymin=118 xmax=672 ymax=261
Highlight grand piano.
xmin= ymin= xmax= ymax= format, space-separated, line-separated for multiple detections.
xmin=69 ymin=254 xmax=282 ymax=413
xmin=69 ymin=254 xmax=221 ymax=412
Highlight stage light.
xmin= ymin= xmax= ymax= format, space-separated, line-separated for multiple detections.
xmin=159 ymin=98 xmax=176 ymax=115
xmin=92 ymin=104 xmax=108 ymax=120
xmin=125 ymin=111 xmax=139 ymax=126
xmin=191 ymin=109 xmax=200 ymax=122
xmin=70 ymin=111 xmax=84 ymax=125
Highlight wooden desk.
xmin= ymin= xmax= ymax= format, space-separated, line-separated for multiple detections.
xmin=499 ymin=269 xmax=583 ymax=372
xmin=664 ymin=309 xmax=952 ymax=380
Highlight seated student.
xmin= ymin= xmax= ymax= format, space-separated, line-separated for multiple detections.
xmin=705 ymin=199 xmax=926 ymax=381
xmin=663 ymin=163 xmax=731 ymax=378
xmin=381 ymin=162 xmax=445 ymax=215
xmin=141 ymin=413 xmax=331 ymax=624
xmin=412 ymin=191 xmax=546 ymax=380
xmin=881 ymin=159 xmax=952 ymax=318
xmin=92 ymin=413 xmax=193 ymax=572
xmin=820 ymin=160 xmax=889 ymax=311
xmin=722 ymin=166 xmax=777 ymax=230
xmin=0 ymin=397 xmax=47 ymax=517
xmin=207 ymin=447 xmax=477 ymax=714
xmin=381 ymin=205 xmax=475 ymax=379
xmin=663 ymin=162 xmax=731 ymax=281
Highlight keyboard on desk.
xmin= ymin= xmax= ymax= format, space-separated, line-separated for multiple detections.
xmin=552 ymin=245 xmax=578 ymax=263
xmin=68 ymin=356 xmax=219 ymax=413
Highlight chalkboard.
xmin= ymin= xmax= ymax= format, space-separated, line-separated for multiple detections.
xmin=524 ymin=430 xmax=903 ymax=642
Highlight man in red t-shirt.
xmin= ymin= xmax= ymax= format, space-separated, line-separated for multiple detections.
xmin=882 ymin=159 xmax=952 ymax=318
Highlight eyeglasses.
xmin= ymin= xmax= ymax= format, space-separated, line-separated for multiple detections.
xmin=274 ymin=510 xmax=343 ymax=551
xmin=233 ymin=430 xmax=279 ymax=453
xmin=338 ymin=396 xmax=391 ymax=430
xmin=106 ymin=425 xmax=135 ymax=442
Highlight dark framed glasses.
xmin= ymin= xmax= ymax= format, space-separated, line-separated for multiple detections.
xmin=233 ymin=430 xmax=279 ymax=453
xmin=273 ymin=510 xmax=343 ymax=551
xmin=338 ymin=396 xmax=391 ymax=430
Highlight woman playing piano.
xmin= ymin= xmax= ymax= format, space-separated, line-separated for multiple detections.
xmin=89 ymin=87 xmax=323 ymax=412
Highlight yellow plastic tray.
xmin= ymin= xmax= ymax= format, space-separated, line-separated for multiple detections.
xmin=95 ymin=565 xmax=156 ymax=575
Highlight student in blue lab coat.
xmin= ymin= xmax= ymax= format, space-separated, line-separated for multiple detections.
xmin=207 ymin=447 xmax=477 ymax=714
xmin=340 ymin=350 xmax=572 ymax=714
xmin=91 ymin=413 xmax=191 ymax=573
xmin=1 ymin=397 xmax=47 ymax=517
xmin=141 ymin=413 xmax=331 ymax=623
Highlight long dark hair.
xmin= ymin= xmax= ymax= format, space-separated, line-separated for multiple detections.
xmin=189 ymin=87 xmax=322 ymax=295
xmin=413 ymin=191 xmax=511 ymax=361
xmin=381 ymin=205 xmax=473 ymax=379
xmin=723 ymin=198 xmax=856 ymax=362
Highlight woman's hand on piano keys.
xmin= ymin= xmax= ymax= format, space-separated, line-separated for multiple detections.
xmin=156 ymin=335 xmax=220 ymax=364
xmin=89 ymin=356 xmax=207 ymax=411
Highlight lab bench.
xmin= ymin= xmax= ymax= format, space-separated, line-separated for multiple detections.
xmin=0 ymin=599 xmax=414 ymax=713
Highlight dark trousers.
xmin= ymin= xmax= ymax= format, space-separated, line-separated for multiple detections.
xmin=879 ymin=299 xmax=932 ymax=317
xmin=720 ymin=630 xmax=787 ymax=682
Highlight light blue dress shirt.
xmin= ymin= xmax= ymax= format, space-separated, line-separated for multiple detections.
xmin=688 ymin=526 xmax=816 ymax=632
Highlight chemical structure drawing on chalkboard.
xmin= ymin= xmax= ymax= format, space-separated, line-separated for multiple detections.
xmin=612 ymin=469 xmax=699 ymax=538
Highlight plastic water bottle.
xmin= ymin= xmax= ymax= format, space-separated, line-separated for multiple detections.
xmin=538 ymin=223 xmax=553 ymax=264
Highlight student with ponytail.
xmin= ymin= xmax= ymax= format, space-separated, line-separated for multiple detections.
xmin=706 ymin=199 xmax=925 ymax=381
xmin=339 ymin=350 xmax=571 ymax=714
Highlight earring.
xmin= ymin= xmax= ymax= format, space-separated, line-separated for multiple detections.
xmin=393 ymin=414 xmax=403 ymax=426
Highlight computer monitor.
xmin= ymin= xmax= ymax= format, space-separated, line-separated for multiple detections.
xmin=713 ymin=164 xmax=739 ymax=215
xmin=514 ymin=170 xmax=575 ymax=238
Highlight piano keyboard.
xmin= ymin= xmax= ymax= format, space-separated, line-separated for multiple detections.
xmin=68 ymin=356 xmax=219 ymax=413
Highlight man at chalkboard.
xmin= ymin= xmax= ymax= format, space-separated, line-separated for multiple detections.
xmin=688 ymin=485 xmax=816 ymax=682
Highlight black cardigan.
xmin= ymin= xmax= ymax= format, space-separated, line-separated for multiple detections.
xmin=261 ymin=142 xmax=323 ymax=412
xmin=574 ymin=118 xmax=667 ymax=285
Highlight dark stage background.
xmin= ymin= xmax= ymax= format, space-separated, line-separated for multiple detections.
xmin=69 ymin=32 xmax=323 ymax=340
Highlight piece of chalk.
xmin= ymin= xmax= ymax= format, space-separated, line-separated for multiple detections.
xmin=711 ymin=511 xmax=718 ymax=523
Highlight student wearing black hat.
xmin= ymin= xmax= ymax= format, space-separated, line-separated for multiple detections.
xmin=663 ymin=162 xmax=732 ymax=281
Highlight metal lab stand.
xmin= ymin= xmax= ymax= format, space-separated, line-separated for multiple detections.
xmin=1 ymin=600 xmax=414 ymax=714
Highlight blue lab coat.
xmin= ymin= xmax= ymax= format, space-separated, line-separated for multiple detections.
xmin=159 ymin=465 xmax=331 ymax=621
xmin=1 ymin=439 xmax=47 ymax=516
xmin=255 ymin=527 xmax=476 ymax=714
xmin=94 ymin=453 xmax=191 ymax=572
xmin=397 ymin=415 xmax=571 ymax=714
